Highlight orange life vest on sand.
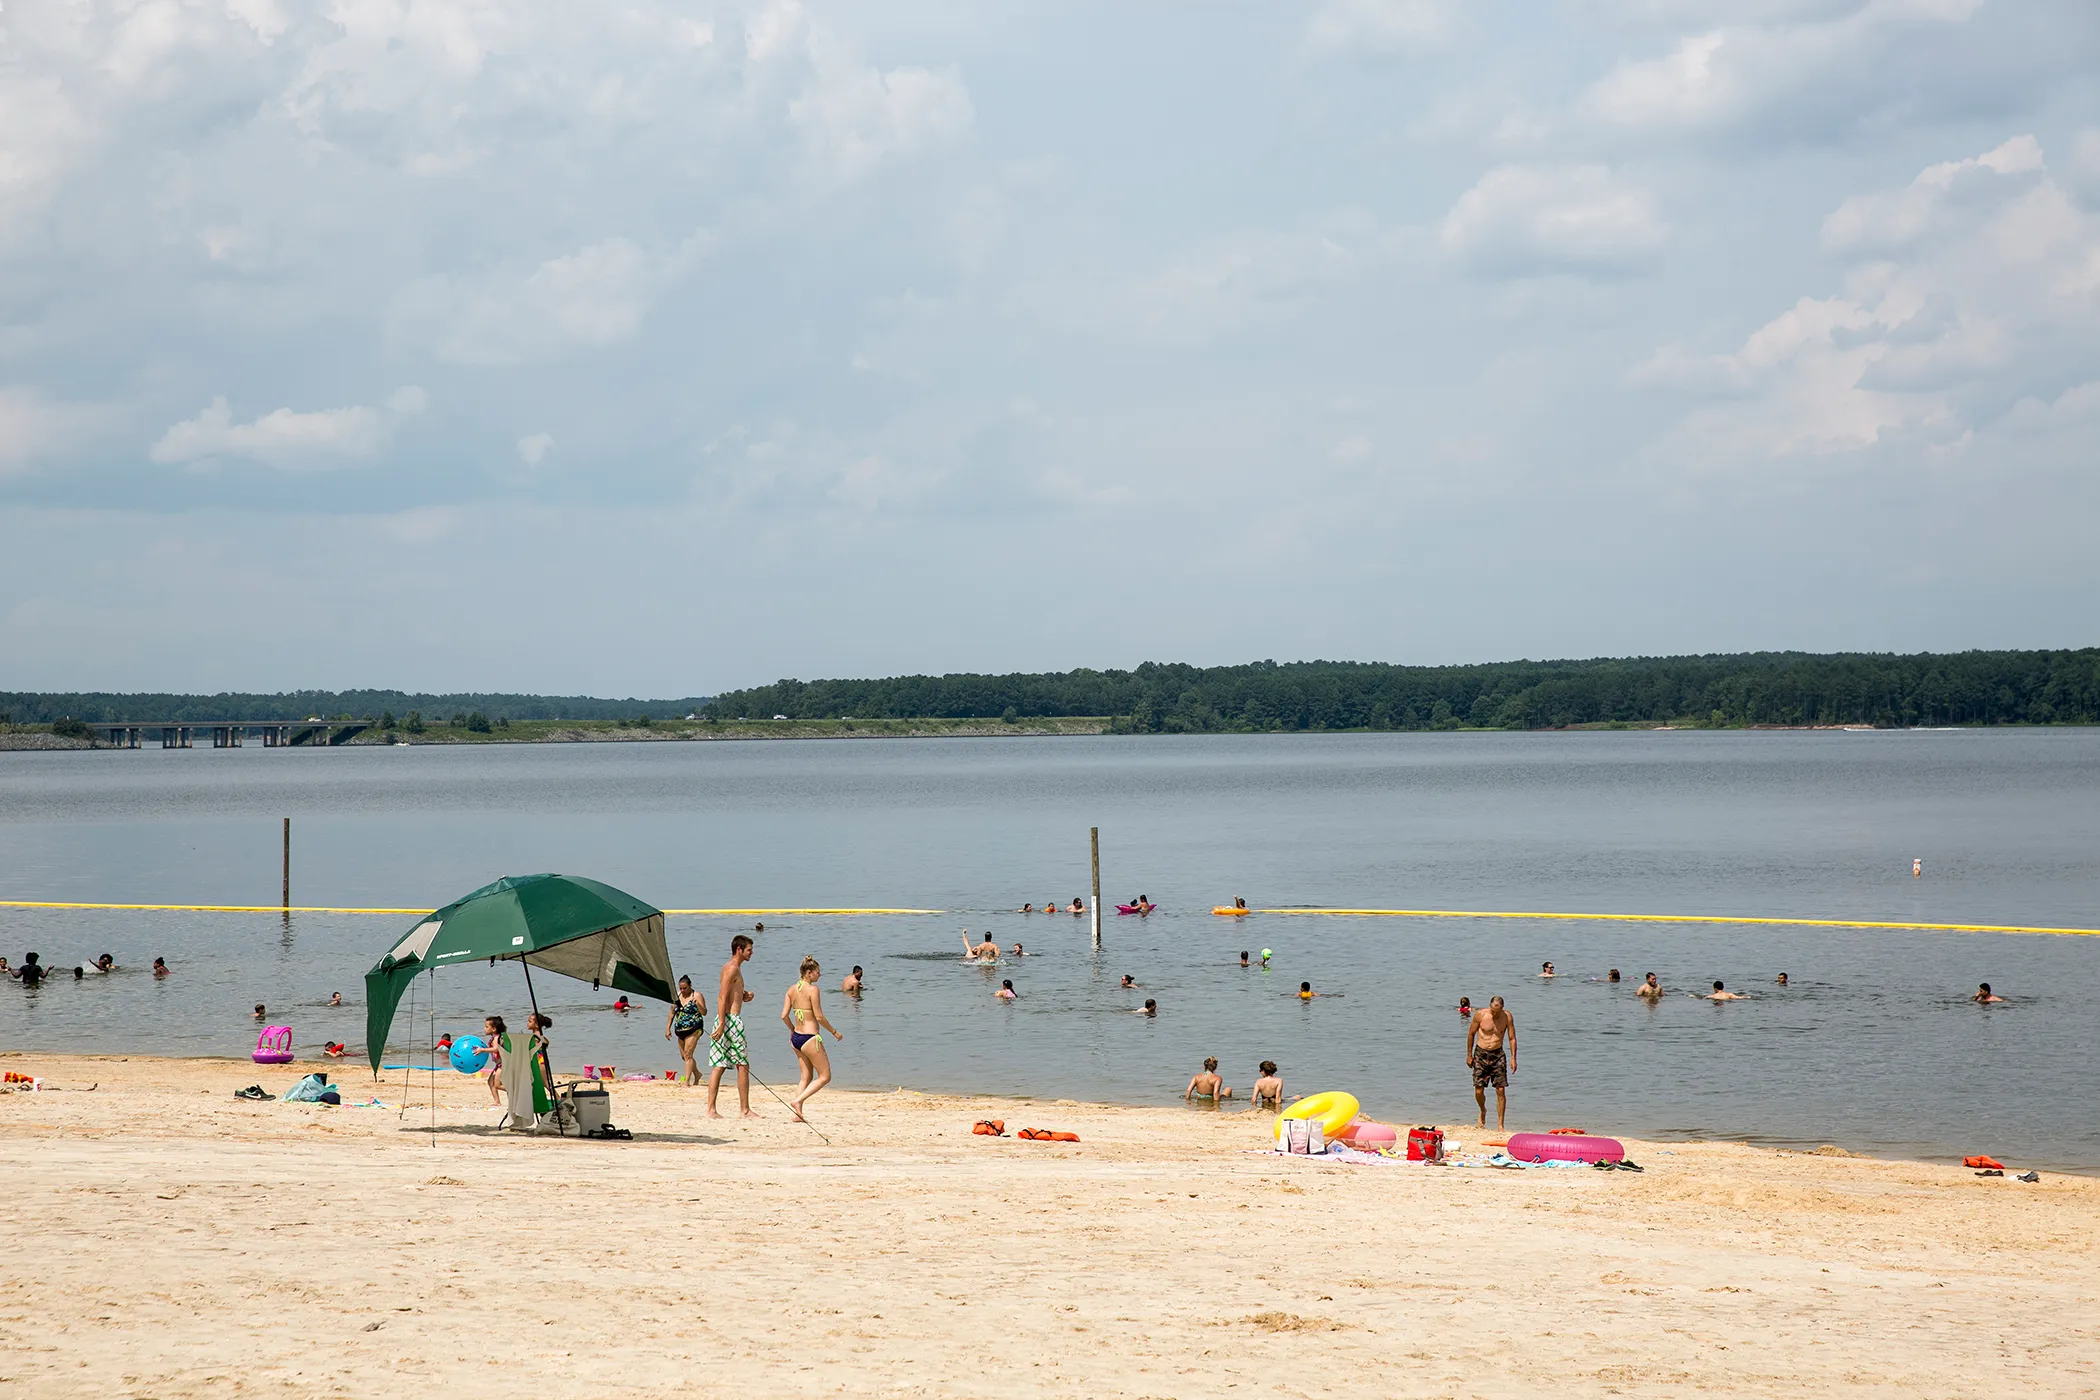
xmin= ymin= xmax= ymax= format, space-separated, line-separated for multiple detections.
xmin=972 ymin=1120 xmax=1006 ymax=1136
xmin=1963 ymin=1155 xmax=2005 ymax=1170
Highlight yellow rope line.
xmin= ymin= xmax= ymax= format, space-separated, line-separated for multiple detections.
xmin=1258 ymin=908 xmax=2100 ymax=937
xmin=0 ymin=899 xmax=942 ymax=916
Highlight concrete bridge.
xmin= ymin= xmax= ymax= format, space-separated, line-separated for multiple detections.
xmin=99 ymin=720 xmax=375 ymax=749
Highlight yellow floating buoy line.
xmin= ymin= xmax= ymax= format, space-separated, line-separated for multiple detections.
xmin=1258 ymin=908 xmax=2100 ymax=937
xmin=0 ymin=900 xmax=943 ymax=917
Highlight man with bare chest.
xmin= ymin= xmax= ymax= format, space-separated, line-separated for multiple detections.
xmin=708 ymin=934 xmax=759 ymax=1119
xmin=1466 ymin=995 xmax=1516 ymax=1130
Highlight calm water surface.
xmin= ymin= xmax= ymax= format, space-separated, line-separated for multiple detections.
xmin=2 ymin=731 xmax=2096 ymax=1169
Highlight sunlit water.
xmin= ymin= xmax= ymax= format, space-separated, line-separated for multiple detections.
xmin=2 ymin=731 xmax=2095 ymax=1168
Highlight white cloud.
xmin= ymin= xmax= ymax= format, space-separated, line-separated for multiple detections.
xmin=516 ymin=432 xmax=554 ymax=466
xmin=787 ymin=41 xmax=973 ymax=182
xmin=1442 ymin=165 xmax=1671 ymax=276
xmin=1579 ymin=0 xmax=1992 ymax=142
xmin=1821 ymin=134 xmax=2043 ymax=253
xmin=1635 ymin=135 xmax=2100 ymax=459
xmin=0 ymin=389 xmax=104 ymax=473
xmin=398 ymin=238 xmax=679 ymax=366
xmin=149 ymin=387 xmax=427 ymax=468
xmin=1304 ymin=0 xmax=1447 ymax=56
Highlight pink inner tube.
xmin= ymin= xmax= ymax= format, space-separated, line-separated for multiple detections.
xmin=1505 ymin=1131 xmax=1624 ymax=1163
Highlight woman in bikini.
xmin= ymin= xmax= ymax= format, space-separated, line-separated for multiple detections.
xmin=665 ymin=975 xmax=708 ymax=1085
xmin=781 ymin=956 xmax=843 ymax=1121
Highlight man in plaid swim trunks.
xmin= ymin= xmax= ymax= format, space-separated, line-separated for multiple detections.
xmin=708 ymin=934 xmax=759 ymax=1118
xmin=1465 ymin=994 xmax=1517 ymax=1130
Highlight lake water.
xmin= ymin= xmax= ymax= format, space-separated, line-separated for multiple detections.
xmin=3 ymin=731 xmax=2096 ymax=1169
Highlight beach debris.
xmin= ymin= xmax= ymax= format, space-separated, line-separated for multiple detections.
xmin=1811 ymin=1144 xmax=1856 ymax=1157
xmin=2016 ymin=1171 xmax=2041 ymax=1183
xmin=425 ymin=1176 xmax=466 ymax=1186
xmin=362 ymin=1322 xmax=383 ymax=1332
xmin=1975 ymin=1169 xmax=2005 ymax=1177
xmin=1244 ymin=1312 xmax=1343 ymax=1333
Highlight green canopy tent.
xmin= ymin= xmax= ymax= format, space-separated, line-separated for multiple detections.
xmin=364 ymin=873 xmax=676 ymax=1075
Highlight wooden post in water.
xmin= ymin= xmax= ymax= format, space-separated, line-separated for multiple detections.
xmin=281 ymin=818 xmax=291 ymax=909
xmin=1090 ymin=826 xmax=1101 ymax=949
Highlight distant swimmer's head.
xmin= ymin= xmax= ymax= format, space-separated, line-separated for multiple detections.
xmin=1259 ymin=1060 xmax=1277 ymax=1076
xmin=254 ymin=1003 xmax=266 ymax=1018
xmin=1299 ymin=982 xmax=1312 ymax=999
xmin=1776 ymin=972 xmax=1788 ymax=985
xmin=851 ymin=966 xmax=863 ymax=976
xmin=1978 ymin=982 xmax=1992 ymax=994
xmin=1458 ymin=997 xmax=1472 ymax=1012
xmin=1607 ymin=969 xmax=1620 ymax=982
xmin=1120 ymin=974 xmax=1136 ymax=988
xmin=1143 ymin=999 xmax=1156 ymax=1014
xmin=1011 ymin=944 xmax=1023 ymax=955
xmin=1203 ymin=1057 xmax=1218 ymax=1072
xmin=1644 ymin=972 xmax=1657 ymax=984
xmin=1020 ymin=904 xmax=1033 ymax=913
xmin=1712 ymin=980 xmax=1724 ymax=991
xmin=1001 ymin=979 xmax=1014 ymax=991
xmin=1542 ymin=962 xmax=1555 ymax=975
xmin=1240 ymin=951 xmax=1250 ymax=963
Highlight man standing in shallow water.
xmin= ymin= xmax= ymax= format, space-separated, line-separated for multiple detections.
xmin=1466 ymin=995 xmax=1516 ymax=1130
xmin=708 ymin=935 xmax=759 ymax=1119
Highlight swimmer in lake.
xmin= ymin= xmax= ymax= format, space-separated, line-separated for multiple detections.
xmin=1607 ymin=968 xmax=1621 ymax=983
xmin=1252 ymin=1061 xmax=1283 ymax=1109
xmin=253 ymin=1002 xmax=267 ymax=1020
xmin=1009 ymin=943 xmax=1027 ymax=956
xmin=842 ymin=966 xmax=863 ymax=995
xmin=996 ymin=979 xmax=1016 ymax=1001
xmin=1636 ymin=972 xmax=1663 ymax=1000
xmin=1185 ymin=1057 xmax=1231 ymax=1102
xmin=1913 ymin=858 xmax=1923 ymax=878
xmin=961 ymin=931 xmax=999 ymax=961
xmin=1541 ymin=961 xmax=1556 ymax=978
xmin=1120 ymin=974 xmax=1138 ymax=989
xmin=328 ymin=991 xmax=342 ymax=1006
xmin=153 ymin=957 xmax=170 ymax=977
xmin=1704 ymin=980 xmax=1743 ymax=1001
xmin=1070 ymin=897 xmax=1086 ymax=915
xmin=1131 ymin=999 xmax=1157 ymax=1017
xmin=1972 ymin=982 xmax=2004 ymax=1004
xmin=1457 ymin=995 xmax=1472 ymax=1017
xmin=1019 ymin=903 xmax=1034 ymax=914
xmin=1240 ymin=951 xmax=1250 ymax=968
xmin=1775 ymin=972 xmax=1788 ymax=986
xmin=1297 ymin=981 xmax=1322 ymax=1000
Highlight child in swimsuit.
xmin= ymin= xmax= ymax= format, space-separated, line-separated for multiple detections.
xmin=1252 ymin=1061 xmax=1283 ymax=1109
xmin=1184 ymin=1057 xmax=1231 ymax=1102
xmin=482 ymin=1016 xmax=508 ymax=1104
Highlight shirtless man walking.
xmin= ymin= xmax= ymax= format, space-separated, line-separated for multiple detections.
xmin=708 ymin=935 xmax=759 ymax=1119
xmin=1465 ymin=994 xmax=1516 ymax=1130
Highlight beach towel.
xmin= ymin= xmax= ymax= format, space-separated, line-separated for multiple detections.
xmin=499 ymin=1033 xmax=552 ymax=1129
xmin=282 ymin=1074 xmax=332 ymax=1103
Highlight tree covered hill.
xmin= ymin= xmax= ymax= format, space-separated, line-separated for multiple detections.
xmin=0 ymin=690 xmax=712 ymax=725
xmin=705 ymin=651 xmax=2100 ymax=731
xmin=6 ymin=650 xmax=2095 ymax=732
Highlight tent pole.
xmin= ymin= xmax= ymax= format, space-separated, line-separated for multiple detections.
xmin=518 ymin=959 xmax=561 ymax=1135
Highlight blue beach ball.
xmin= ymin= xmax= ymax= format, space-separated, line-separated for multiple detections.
xmin=449 ymin=1035 xmax=490 ymax=1074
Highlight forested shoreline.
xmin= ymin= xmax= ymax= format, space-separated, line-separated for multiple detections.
xmin=707 ymin=651 xmax=2100 ymax=731
xmin=6 ymin=651 xmax=2096 ymax=733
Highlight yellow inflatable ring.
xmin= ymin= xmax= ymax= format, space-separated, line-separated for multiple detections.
xmin=1275 ymin=1091 xmax=1359 ymax=1143
xmin=1211 ymin=906 xmax=1252 ymax=916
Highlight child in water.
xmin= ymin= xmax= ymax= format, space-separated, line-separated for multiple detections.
xmin=1184 ymin=1057 xmax=1231 ymax=1102
xmin=1252 ymin=1061 xmax=1283 ymax=1109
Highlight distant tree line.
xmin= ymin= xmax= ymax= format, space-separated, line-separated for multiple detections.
xmin=0 ymin=690 xmax=712 ymax=725
xmin=705 ymin=651 xmax=2100 ymax=731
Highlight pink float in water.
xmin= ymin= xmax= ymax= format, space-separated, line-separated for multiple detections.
xmin=1505 ymin=1131 xmax=1624 ymax=1163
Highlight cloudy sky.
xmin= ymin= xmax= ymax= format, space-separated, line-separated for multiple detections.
xmin=3 ymin=0 xmax=2097 ymax=695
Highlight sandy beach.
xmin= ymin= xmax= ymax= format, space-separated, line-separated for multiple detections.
xmin=2 ymin=1054 xmax=2094 ymax=1398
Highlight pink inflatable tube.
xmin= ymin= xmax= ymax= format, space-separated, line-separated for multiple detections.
xmin=1506 ymin=1131 xmax=1624 ymax=1163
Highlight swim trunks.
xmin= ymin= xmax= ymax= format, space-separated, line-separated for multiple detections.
xmin=709 ymin=1013 xmax=749 ymax=1068
xmin=1472 ymin=1046 xmax=1507 ymax=1091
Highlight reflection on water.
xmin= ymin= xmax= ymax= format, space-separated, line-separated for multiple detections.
xmin=1 ymin=730 xmax=2096 ymax=1168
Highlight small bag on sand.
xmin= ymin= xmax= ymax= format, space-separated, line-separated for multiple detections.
xmin=1275 ymin=1119 xmax=1326 ymax=1155
xmin=1407 ymin=1127 xmax=1446 ymax=1162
